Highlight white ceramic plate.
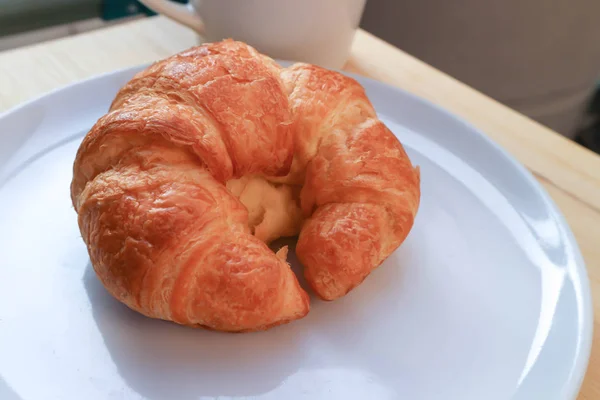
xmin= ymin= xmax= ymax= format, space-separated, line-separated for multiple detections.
xmin=0 ymin=65 xmax=592 ymax=400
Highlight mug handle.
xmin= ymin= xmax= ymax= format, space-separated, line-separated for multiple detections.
xmin=137 ymin=0 xmax=205 ymax=34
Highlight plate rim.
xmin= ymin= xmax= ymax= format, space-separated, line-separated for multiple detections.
xmin=0 ymin=62 xmax=593 ymax=399
xmin=355 ymin=69 xmax=593 ymax=399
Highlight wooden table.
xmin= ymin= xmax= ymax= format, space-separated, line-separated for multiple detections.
xmin=1 ymin=16 xmax=599 ymax=399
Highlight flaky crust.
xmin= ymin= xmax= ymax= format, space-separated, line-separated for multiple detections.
xmin=282 ymin=64 xmax=420 ymax=300
xmin=71 ymin=40 xmax=419 ymax=331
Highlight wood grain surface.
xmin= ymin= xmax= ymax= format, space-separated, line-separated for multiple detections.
xmin=0 ymin=16 xmax=598 ymax=399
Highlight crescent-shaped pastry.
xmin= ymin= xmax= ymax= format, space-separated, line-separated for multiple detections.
xmin=71 ymin=40 xmax=420 ymax=332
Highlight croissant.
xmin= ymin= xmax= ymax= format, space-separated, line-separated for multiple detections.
xmin=71 ymin=40 xmax=420 ymax=332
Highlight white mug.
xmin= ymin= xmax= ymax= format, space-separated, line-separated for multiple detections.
xmin=137 ymin=0 xmax=367 ymax=69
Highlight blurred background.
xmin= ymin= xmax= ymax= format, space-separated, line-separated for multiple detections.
xmin=1 ymin=0 xmax=599 ymax=153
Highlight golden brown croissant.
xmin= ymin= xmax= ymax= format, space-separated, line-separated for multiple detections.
xmin=71 ymin=40 xmax=420 ymax=332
